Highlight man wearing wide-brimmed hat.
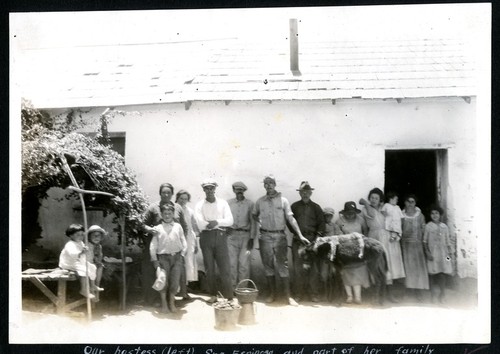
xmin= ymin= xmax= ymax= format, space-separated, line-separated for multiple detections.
xmin=290 ymin=181 xmax=325 ymax=303
xmin=194 ymin=178 xmax=234 ymax=303
xmin=252 ymin=175 xmax=310 ymax=306
xmin=227 ymin=181 xmax=255 ymax=290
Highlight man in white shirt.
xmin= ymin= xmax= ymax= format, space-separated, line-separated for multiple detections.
xmin=194 ymin=178 xmax=234 ymax=303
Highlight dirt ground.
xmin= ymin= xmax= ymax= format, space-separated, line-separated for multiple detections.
xmin=10 ymin=279 xmax=489 ymax=345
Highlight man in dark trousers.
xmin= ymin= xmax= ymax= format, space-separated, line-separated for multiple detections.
xmin=194 ymin=178 xmax=234 ymax=303
xmin=290 ymin=181 xmax=325 ymax=302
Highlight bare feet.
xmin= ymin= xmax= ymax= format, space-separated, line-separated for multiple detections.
xmin=80 ymin=291 xmax=95 ymax=299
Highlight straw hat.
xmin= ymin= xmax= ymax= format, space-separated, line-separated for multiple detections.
xmin=87 ymin=225 xmax=107 ymax=236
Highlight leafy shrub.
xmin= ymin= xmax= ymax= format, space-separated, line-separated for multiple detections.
xmin=22 ymin=99 xmax=149 ymax=247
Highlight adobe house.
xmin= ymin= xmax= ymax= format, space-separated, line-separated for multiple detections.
xmin=19 ymin=18 xmax=482 ymax=295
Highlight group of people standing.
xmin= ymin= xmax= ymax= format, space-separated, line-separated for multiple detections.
xmin=137 ymin=176 xmax=454 ymax=314
xmin=359 ymin=188 xmax=453 ymax=305
xmin=58 ymin=175 xmax=453 ymax=313
xmin=141 ymin=176 xmax=305 ymax=313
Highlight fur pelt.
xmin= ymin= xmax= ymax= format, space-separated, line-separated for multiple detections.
xmin=300 ymin=234 xmax=388 ymax=304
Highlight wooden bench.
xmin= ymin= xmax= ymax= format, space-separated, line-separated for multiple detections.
xmin=22 ymin=268 xmax=88 ymax=315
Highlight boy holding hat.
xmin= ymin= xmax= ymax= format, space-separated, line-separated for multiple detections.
xmin=150 ymin=204 xmax=187 ymax=313
xmin=142 ymin=182 xmax=188 ymax=305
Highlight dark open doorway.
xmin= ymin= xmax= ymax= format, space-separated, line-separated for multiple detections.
xmin=384 ymin=149 xmax=448 ymax=220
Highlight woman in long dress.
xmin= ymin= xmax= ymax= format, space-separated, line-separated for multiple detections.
xmin=401 ymin=194 xmax=429 ymax=301
xmin=175 ymin=190 xmax=200 ymax=296
xmin=360 ymin=187 xmax=405 ymax=302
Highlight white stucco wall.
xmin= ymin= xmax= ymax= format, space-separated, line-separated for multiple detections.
xmin=36 ymin=187 xmax=124 ymax=258
xmin=40 ymin=97 xmax=479 ymax=278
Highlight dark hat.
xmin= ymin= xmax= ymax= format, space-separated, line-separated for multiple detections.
xmin=232 ymin=181 xmax=248 ymax=191
xmin=339 ymin=201 xmax=361 ymax=214
xmin=296 ymin=181 xmax=314 ymax=191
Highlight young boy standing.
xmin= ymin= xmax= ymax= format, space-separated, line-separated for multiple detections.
xmin=150 ymin=204 xmax=187 ymax=313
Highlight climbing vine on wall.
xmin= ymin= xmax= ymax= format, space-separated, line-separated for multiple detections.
xmin=21 ymin=99 xmax=149 ymax=248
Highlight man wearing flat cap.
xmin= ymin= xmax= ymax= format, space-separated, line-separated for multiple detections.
xmin=290 ymin=181 xmax=326 ymax=303
xmin=194 ymin=178 xmax=234 ymax=303
xmin=227 ymin=181 xmax=255 ymax=291
xmin=252 ymin=175 xmax=310 ymax=306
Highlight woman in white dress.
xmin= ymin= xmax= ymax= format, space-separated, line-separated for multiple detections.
xmin=360 ymin=188 xmax=405 ymax=302
xmin=175 ymin=190 xmax=201 ymax=294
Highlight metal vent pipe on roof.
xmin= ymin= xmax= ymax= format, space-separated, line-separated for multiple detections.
xmin=289 ymin=18 xmax=301 ymax=76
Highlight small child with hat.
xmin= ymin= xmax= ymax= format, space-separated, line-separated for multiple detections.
xmin=323 ymin=207 xmax=342 ymax=236
xmin=88 ymin=225 xmax=107 ymax=292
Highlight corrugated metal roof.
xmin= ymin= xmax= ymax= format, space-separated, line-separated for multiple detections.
xmin=19 ymin=37 xmax=475 ymax=109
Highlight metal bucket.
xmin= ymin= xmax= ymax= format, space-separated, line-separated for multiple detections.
xmin=234 ymin=279 xmax=259 ymax=304
xmin=213 ymin=304 xmax=241 ymax=331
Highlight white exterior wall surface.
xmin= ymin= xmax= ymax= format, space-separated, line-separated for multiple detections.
xmin=42 ymin=97 xmax=478 ymax=277
xmin=36 ymin=188 xmax=125 ymax=258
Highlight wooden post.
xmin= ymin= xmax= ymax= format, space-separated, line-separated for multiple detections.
xmin=120 ymin=214 xmax=127 ymax=311
xmin=56 ymin=278 xmax=67 ymax=314
xmin=60 ymin=152 xmax=115 ymax=321
xmin=79 ymin=195 xmax=93 ymax=322
xmin=59 ymin=154 xmax=92 ymax=322
xmin=289 ymin=18 xmax=301 ymax=76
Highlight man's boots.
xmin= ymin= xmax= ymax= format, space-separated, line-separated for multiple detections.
xmin=265 ymin=276 xmax=276 ymax=303
xmin=282 ymin=277 xmax=298 ymax=306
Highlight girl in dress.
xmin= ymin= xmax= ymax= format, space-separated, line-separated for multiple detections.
xmin=423 ymin=205 xmax=453 ymax=304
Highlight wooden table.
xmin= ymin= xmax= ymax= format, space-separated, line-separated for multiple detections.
xmin=22 ymin=268 xmax=87 ymax=315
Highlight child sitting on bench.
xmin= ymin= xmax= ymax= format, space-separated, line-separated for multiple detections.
xmin=59 ymin=224 xmax=99 ymax=299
